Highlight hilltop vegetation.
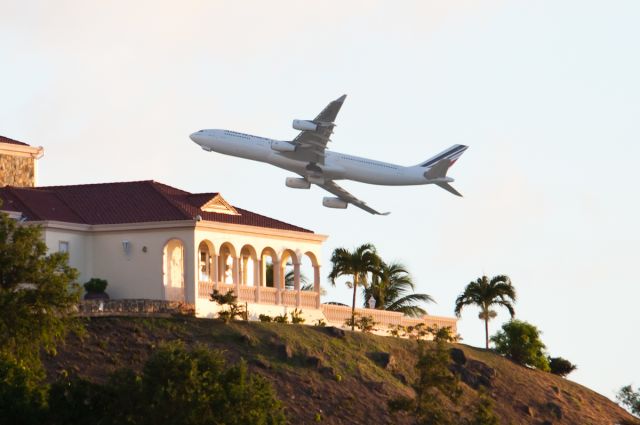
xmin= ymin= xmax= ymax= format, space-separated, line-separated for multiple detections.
xmin=42 ymin=316 xmax=637 ymax=425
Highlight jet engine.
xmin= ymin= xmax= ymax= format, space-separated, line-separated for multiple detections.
xmin=285 ymin=177 xmax=311 ymax=189
xmin=322 ymin=197 xmax=348 ymax=209
xmin=292 ymin=119 xmax=317 ymax=132
xmin=271 ymin=140 xmax=296 ymax=152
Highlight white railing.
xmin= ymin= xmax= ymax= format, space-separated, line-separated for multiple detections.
xmin=198 ymin=281 xmax=215 ymax=299
xmin=260 ymin=287 xmax=277 ymax=304
xmin=300 ymin=291 xmax=318 ymax=308
xmin=281 ymin=290 xmax=297 ymax=307
xmin=238 ymin=286 xmax=256 ymax=302
xmin=321 ymin=304 xmax=457 ymax=334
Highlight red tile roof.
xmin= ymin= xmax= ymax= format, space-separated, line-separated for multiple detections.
xmin=0 ymin=180 xmax=313 ymax=233
xmin=0 ymin=135 xmax=30 ymax=146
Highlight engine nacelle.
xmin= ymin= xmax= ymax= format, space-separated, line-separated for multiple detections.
xmin=292 ymin=119 xmax=317 ymax=132
xmin=271 ymin=140 xmax=296 ymax=153
xmin=285 ymin=177 xmax=311 ymax=189
xmin=322 ymin=197 xmax=348 ymax=209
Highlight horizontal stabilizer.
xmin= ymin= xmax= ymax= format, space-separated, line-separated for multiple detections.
xmin=436 ymin=182 xmax=463 ymax=197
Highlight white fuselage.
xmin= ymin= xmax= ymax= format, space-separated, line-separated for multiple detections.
xmin=190 ymin=129 xmax=430 ymax=186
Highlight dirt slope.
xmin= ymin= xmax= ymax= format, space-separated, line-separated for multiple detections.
xmin=43 ymin=317 xmax=637 ymax=425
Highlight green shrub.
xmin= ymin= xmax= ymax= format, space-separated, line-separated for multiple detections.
xmin=548 ymin=356 xmax=577 ymax=377
xmin=314 ymin=319 xmax=326 ymax=327
xmin=258 ymin=314 xmax=273 ymax=322
xmin=83 ymin=278 xmax=108 ymax=294
xmin=47 ymin=373 xmax=110 ymax=425
xmin=491 ymin=320 xmax=550 ymax=371
xmin=0 ymin=355 xmax=47 ymax=425
xmin=290 ymin=308 xmax=305 ymax=324
xmin=45 ymin=343 xmax=287 ymax=424
xmin=466 ymin=391 xmax=499 ymax=425
xmin=617 ymin=385 xmax=640 ymax=416
xmin=273 ymin=313 xmax=289 ymax=324
xmin=210 ymin=290 xmax=246 ymax=323
xmin=389 ymin=339 xmax=462 ymax=424
xmin=344 ymin=314 xmax=377 ymax=333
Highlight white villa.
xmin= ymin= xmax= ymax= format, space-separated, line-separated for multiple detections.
xmin=0 ymin=135 xmax=457 ymax=332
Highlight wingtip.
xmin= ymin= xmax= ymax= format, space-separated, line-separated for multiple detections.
xmin=337 ymin=94 xmax=347 ymax=102
xmin=380 ymin=212 xmax=391 ymax=216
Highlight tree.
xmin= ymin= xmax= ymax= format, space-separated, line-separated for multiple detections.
xmin=0 ymin=354 xmax=47 ymax=425
xmin=389 ymin=331 xmax=462 ymax=424
xmin=466 ymin=391 xmax=500 ymax=425
xmin=363 ymin=261 xmax=434 ymax=317
xmin=617 ymin=385 xmax=640 ymax=417
xmin=548 ymin=356 xmax=577 ymax=377
xmin=0 ymin=211 xmax=81 ymax=370
xmin=265 ymin=262 xmax=308 ymax=290
xmin=210 ymin=289 xmax=246 ymax=323
xmin=47 ymin=343 xmax=287 ymax=425
xmin=491 ymin=320 xmax=550 ymax=371
xmin=454 ymin=275 xmax=516 ymax=349
xmin=328 ymin=243 xmax=380 ymax=331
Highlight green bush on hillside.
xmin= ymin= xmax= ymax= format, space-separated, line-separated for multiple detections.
xmin=0 ymin=354 xmax=47 ymax=425
xmin=548 ymin=356 xmax=577 ymax=377
xmin=491 ymin=320 xmax=550 ymax=371
xmin=46 ymin=342 xmax=287 ymax=425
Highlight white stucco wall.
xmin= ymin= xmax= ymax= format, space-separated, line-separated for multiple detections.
xmin=90 ymin=227 xmax=195 ymax=301
xmin=44 ymin=228 xmax=92 ymax=281
xmin=38 ymin=220 xmax=326 ymax=312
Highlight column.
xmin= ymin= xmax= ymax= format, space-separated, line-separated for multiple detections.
xmin=313 ymin=265 xmax=321 ymax=308
xmin=274 ymin=261 xmax=281 ymax=304
xmin=254 ymin=259 xmax=261 ymax=303
xmin=211 ymin=253 xmax=218 ymax=291
xmin=233 ymin=257 xmax=240 ymax=298
xmin=293 ymin=262 xmax=301 ymax=307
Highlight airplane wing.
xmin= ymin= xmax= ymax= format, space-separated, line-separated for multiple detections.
xmin=318 ymin=180 xmax=390 ymax=216
xmin=290 ymin=94 xmax=347 ymax=164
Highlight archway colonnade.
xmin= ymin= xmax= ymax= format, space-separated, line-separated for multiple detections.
xmin=195 ymin=240 xmax=321 ymax=309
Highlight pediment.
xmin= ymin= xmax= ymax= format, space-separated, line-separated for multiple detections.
xmin=200 ymin=194 xmax=240 ymax=215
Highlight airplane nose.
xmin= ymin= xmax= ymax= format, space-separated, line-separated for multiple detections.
xmin=189 ymin=132 xmax=200 ymax=143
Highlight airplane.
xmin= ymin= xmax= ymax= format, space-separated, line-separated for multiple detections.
xmin=190 ymin=95 xmax=468 ymax=215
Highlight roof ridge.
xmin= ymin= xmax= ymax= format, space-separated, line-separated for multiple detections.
xmin=0 ymin=135 xmax=29 ymax=146
xmin=146 ymin=181 xmax=193 ymax=220
xmin=36 ymin=179 xmax=156 ymax=189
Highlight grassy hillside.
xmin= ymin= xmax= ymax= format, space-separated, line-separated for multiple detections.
xmin=43 ymin=317 xmax=637 ymax=425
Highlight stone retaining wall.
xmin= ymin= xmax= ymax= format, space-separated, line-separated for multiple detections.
xmin=78 ymin=299 xmax=195 ymax=317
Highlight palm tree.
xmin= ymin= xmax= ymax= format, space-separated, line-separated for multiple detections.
xmin=265 ymin=263 xmax=308 ymax=289
xmin=328 ymin=243 xmax=380 ymax=331
xmin=454 ymin=275 xmax=516 ymax=349
xmin=363 ymin=261 xmax=434 ymax=317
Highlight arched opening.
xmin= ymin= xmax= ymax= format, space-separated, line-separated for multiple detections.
xmin=301 ymin=251 xmax=319 ymax=292
xmin=198 ymin=240 xmax=215 ymax=281
xmin=239 ymin=244 xmax=258 ymax=287
xmin=218 ymin=242 xmax=237 ymax=285
xmin=163 ymin=239 xmax=185 ymax=301
xmin=280 ymin=249 xmax=299 ymax=291
xmin=260 ymin=247 xmax=278 ymax=288
xmin=197 ymin=240 xmax=215 ymax=298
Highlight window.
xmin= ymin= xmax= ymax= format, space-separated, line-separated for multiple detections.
xmin=58 ymin=241 xmax=69 ymax=254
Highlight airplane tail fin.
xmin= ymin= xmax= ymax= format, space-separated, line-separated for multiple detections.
xmin=419 ymin=145 xmax=468 ymax=197
xmin=416 ymin=144 xmax=468 ymax=168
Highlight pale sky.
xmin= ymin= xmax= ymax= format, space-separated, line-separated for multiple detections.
xmin=2 ymin=1 xmax=639 ymax=400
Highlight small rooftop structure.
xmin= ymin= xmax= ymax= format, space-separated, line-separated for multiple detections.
xmin=0 ymin=135 xmax=44 ymax=187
